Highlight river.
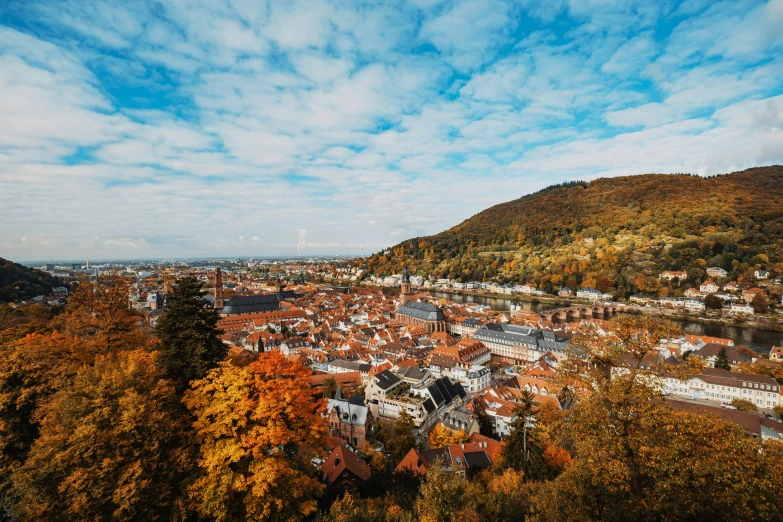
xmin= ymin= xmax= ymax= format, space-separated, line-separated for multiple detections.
xmin=431 ymin=291 xmax=783 ymax=354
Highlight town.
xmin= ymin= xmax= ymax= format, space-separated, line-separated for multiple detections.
xmin=13 ymin=257 xmax=783 ymax=484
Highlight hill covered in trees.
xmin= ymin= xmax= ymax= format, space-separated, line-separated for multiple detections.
xmin=0 ymin=258 xmax=62 ymax=302
xmin=363 ymin=166 xmax=783 ymax=297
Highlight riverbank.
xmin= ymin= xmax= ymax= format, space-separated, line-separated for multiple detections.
xmin=626 ymin=305 xmax=783 ymax=333
xmin=424 ymin=287 xmax=783 ymax=333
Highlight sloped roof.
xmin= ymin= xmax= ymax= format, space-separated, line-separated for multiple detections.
xmin=397 ymin=301 xmax=445 ymax=321
xmin=321 ymin=446 xmax=371 ymax=484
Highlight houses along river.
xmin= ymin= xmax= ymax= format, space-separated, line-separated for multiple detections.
xmin=430 ymin=291 xmax=783 ymax=354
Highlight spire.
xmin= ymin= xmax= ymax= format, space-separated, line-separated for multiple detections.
xmin=400 ymin=262 xmax=412 ymax=304
xmin=335 ymin=385 xmax=343 ymax=401
xmin=214 ymin=268 xmax=224 ymax=310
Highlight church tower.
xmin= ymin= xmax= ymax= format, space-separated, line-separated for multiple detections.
xmin=214 ymin=268 xmax=224 ymax=310
xmin=400 ymin=264 xmax=412 ymax=304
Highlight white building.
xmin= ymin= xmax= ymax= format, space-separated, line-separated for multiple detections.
xmin=663 ymin=368 xmax=781 ymax=409
xmin=728 ymin=303 xmax=754 ymax=315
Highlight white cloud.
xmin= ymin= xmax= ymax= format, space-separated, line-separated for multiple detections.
xmin=0 ymin=0 xmax=781 ymax=260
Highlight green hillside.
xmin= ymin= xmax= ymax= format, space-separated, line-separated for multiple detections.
xmin=0 ymin=258 xmax=62 ymax=302
xmin=362 ymin=166 xmax=783 ymax=298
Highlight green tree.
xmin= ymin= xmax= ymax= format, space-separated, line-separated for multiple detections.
xmin=730 ymin=398 xmax=757 ymax=412
xmin=704 ymin=293 xmax=723 ymax=310
xmin=386 ymin=410 xmax=418 ymax=463
xmin=501 ymin=389 xmax=546 ymax=480
xmin=322 ymin=377 xmax=337 ymax=399
xmin=715 ymin=347 xmax=731 ymax=371
xmin=154 ymin=276 xmax=226 ymax=392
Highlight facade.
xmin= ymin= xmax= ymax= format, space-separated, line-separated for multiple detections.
xmin=660 ymin=270 xmax=688 ymax=281
xmin=699 ymin=280 xmax=719 ymax=294
xmin=326 ymin=393 xmax=374 ymax=449
xmin=706 ymin=267 xmax=728 ymax=278
xmin=663 ymin=368 xmax=781 ymax=409
xmin=471 ymin=323 xmax=568 ymax=364
xmin=321 ymin=446 xmax=371 ymax=486
xmin=396 ymin=301 xmax=447 ymax=333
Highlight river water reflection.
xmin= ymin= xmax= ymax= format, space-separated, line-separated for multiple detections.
xmin=430 ymin=291 xmax=783 ymax=353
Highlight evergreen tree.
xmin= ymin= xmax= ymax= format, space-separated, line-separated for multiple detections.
xmin=715 ymin=347 xmax=731 ymax=371
xmin=502 ymin=389 xmax=546 ymax=480
xmin=154 ymin=276 xmax=226 ymax=392
xmin=386 ymin=410 xmax=418 ymax=463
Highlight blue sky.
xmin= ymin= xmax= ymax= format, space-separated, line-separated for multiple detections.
xmin=1 ymin=0 xmax=782 ymax=260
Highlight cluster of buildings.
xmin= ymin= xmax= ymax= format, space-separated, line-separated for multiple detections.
xmin=12 ymin=259 xmax=782 ymax=490
xmin=627 ymin=268 xmax=782 ymax=315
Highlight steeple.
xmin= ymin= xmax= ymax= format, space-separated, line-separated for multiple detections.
xmin=400 ymin=263 xmax=412 ymax=304
xmin=214 ymin=268 xmax=224 ymax=310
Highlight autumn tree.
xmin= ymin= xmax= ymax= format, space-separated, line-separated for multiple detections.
xmin=321 ymin=491 xmax=407 ymax=522
xmin=369 ymin=452 xmax=389 ymax=477
xmin=751 ymin=292 xmax=770 ymax=314
xmin=428 ymin=423 xmax=470 ymax=449
xmin=730 ymin=398 xmax=757 ymax=412
xmin=414 ymin=465 xmax=483 ymax=522
xmin=60 ymin=277 xmax=145 ymax=352
xmin=183 ymin=351 xmax=325 ymax=522
xmin=12 ymin=350 xmax=192 ymax=521
xmin=155 ymin=276 xmax=226 ymax=392
xmin=0 ymin=332 xmax=92 ymax=503
xmin=385 ymin=410 xmax=418 ymax=463
xmin=530 ymin=315 xmax=783 ymax=521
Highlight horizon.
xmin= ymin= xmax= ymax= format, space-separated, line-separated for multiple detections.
xmin=2 ymin=0 xmax=783 ymax=259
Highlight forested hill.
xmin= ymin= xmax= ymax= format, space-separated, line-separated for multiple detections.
xmin=0 ymin=258 xmax=62 ymax=302
xmin=362 ymin=166 xmax=783 ymax=297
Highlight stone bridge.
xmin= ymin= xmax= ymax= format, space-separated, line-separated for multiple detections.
xmin=541 ymin=303 xmax=626 ymax=323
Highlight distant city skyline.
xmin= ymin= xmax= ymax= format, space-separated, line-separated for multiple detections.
xmin=1 ymin=0 xmax=782 ymax=260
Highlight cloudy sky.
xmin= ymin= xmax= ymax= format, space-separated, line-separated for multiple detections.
xmin=1 ymin=0 xmax=782 ymax=260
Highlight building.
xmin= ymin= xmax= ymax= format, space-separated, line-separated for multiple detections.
xmin=660 ymin=270 xmax=688 ymax=281
xmin=771 ymin=347 xmax=783 ymax=362
xmin=396 ymin=301 xmax=447 ymax=333
xmin=576 ymin=288 xmax=611 ymax=301
xmin=365 ymin=371 xmax=466 ymax=428
xmin=400 ymin=265 xmax=413 ymax=304
xmin=326 ymin=389 xmax=374 ymax=449
xmin=754 ymin=269 xmax=770 ymax=280
xmin=321 ymin=446 xmax=371 ymax=487
xmin=728 ymin=303 xmax=754 ymax=315
xmin=706 ymin=267 xmax=728 ymax=278
xmin=395 ymin=434 xmax=501 ymax=478
xmin=471 ymin=324 xmax=568 ymax=364
xmin=699 ymin=280 xmax=719 ymax=294
xmin=214 ymin=268 xmax=280 ymax=316
xmin=662 ymin=368 xmax=781 ymax=409
xmin=693 ymin=344 xmax=746 ymax=368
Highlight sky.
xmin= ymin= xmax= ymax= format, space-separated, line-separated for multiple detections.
xmin=1 ymin=0 xmax=782 ymax=261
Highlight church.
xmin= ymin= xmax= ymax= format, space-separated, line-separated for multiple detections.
xmin=213 ymin=268 xmax=280 ymax=316
xmin=395 ymin=265 xmax=446 ymax=333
